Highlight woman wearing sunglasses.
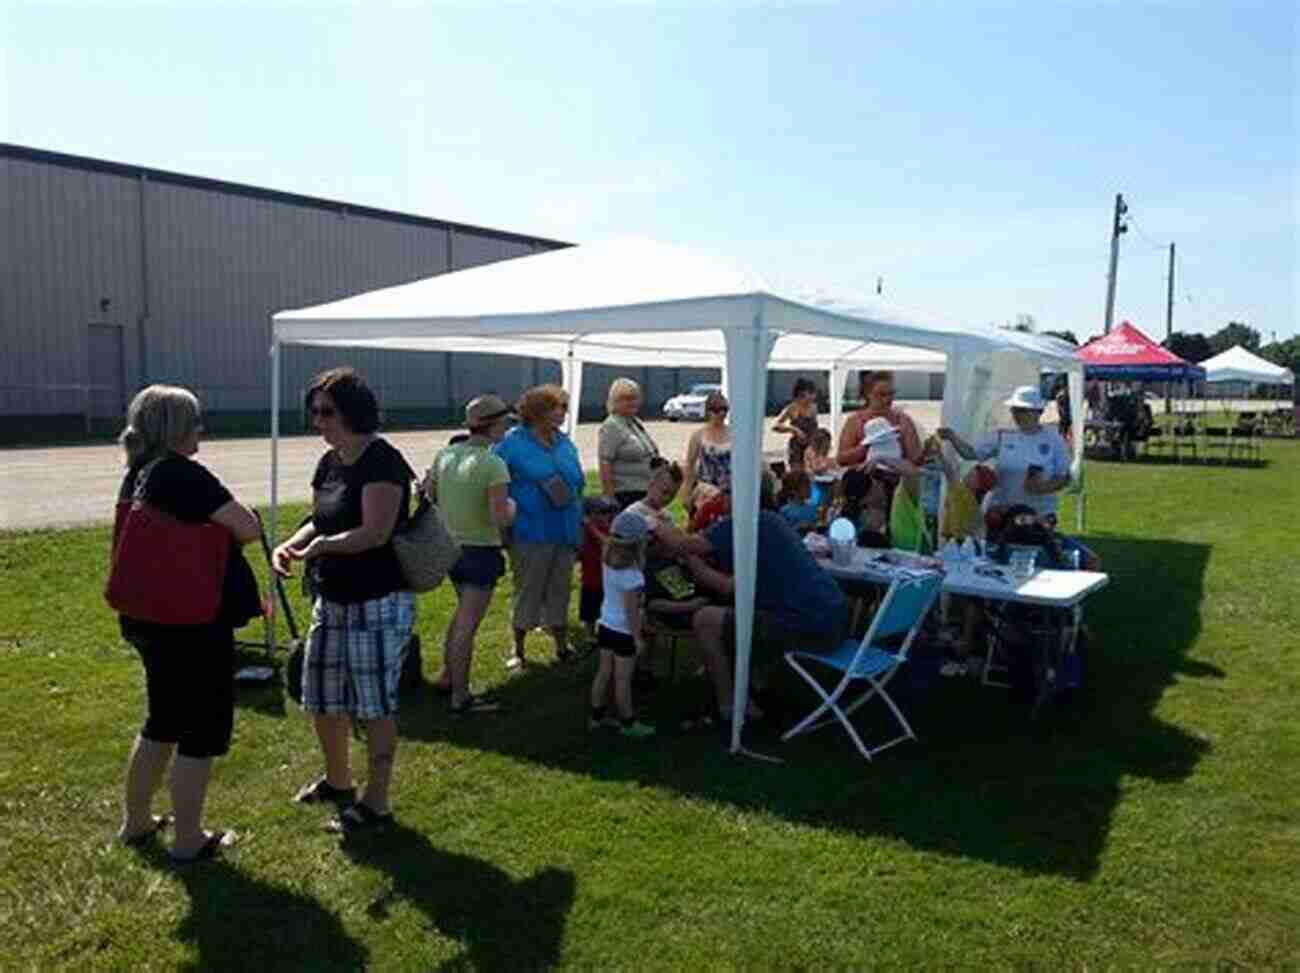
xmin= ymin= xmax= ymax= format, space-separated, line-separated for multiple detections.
xmin=681 ymin=390 xmax=732 ymax=512
xmin=271 ymin=367 xmax=417 ymax=834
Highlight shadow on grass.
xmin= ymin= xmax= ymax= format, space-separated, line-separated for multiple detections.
xmin=340 ymin=822 xmax=576 ymax=971
xmin=137 ymin=852 xmax=369 ymax=971
xmin=399 ymin=537 xmax=1211 ymax=882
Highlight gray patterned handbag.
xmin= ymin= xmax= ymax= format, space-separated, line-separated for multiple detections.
xmin=392 ymin=497 xmax=461 ymax=592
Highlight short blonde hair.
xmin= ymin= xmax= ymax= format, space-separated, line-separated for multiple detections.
xmin=606 ymin=377 xmax=642 ymax=414
xmin=516 ymin=384 xmax=568 ymax=427
xmin=118 ymin=385 xmax=202 ymax=466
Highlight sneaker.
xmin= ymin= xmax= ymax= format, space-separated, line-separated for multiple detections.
xmin=618 ymin=720 xmax=657 ymax=739
xmin=588 ymin=713 xmax=621 ymax=731
xmin=450 ymin=692 xmax=501 ymax=716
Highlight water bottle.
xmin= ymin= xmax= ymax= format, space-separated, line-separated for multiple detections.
xmin=1067 ymin=548 xmax=1081 ymax=571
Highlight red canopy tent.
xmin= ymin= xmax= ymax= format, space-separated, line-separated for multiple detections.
xmin=1078 ymin=321 xmax=1206 ymax=381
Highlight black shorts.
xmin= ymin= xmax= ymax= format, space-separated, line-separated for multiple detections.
xmin=580 ymin=586 xmax=602 ymax=622
xmin=596 ymin=624 xmax=638 ymax=659
xmin=130 ymin=627 xmax=235 ymax=759
xmin=449 ymin=546 xmax=506 ymax=591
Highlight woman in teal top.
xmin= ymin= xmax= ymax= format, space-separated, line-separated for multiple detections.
xmin=494 ymin=384 xmax=586 ymax=668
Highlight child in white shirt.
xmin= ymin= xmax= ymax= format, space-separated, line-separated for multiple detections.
xmin=588 ymin=510 xmax=656 ymax=739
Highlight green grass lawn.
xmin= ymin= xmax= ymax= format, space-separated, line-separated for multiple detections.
xmin=2 ymin=448 xmax=1297 ymax=968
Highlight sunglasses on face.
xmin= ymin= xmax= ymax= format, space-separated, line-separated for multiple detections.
xmin=708 ymin=406 xmax=729 ymax=414
xmin=310 ymin=405 xmax=336 ymax=418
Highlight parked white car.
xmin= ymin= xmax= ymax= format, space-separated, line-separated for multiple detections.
xmin=662 ymin=383 xmax=722 ymax=421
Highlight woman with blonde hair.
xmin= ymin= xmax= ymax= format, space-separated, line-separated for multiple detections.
xmin=113 ymin=385 xmax=261 ymax=862
xmin=494 ymin=384 xmax=586 ymax=669
xmin=598 ymin=377 xmax=660 ymax=508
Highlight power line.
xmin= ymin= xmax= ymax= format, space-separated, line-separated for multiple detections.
xmin=1125 ymin=213 xmax=1171 ymax=252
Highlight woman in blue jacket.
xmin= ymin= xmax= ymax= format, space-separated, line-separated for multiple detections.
xmin=494 ymin=384 xmax=586 ymax=669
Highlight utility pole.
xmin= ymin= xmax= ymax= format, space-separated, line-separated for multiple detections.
xmin=1165 ymin=242 xmax=1175 ymax=342
xmin=1103 ymin=193 xmax=1128 ymax=334
xmin=1165 ymin=242 xmax=1176 ymax=416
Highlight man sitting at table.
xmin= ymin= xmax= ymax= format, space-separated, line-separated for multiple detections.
xmin=651 ymin=471 xmax=849 ymax=728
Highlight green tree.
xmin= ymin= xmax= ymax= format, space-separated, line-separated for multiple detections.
xmin=1208 ymin=321 xmax=1261 ymax=355
xmin=1165 ymin=331 xmax=1213 ymax=362
xmin=1259 ymin=337 xmax=1300 ymax=377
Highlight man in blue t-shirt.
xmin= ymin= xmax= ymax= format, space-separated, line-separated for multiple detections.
xmin=647 ymin=473 xmax=848 ymax=726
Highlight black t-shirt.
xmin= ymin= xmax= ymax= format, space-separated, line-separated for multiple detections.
xmin=116 ymin=454 xmax=236 ymax=639
xmin=310 ymin=438 xmax=414 ymax=604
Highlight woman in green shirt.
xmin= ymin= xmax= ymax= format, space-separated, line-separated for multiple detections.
xmin=423 ymin=394 xmax=516 ymax=714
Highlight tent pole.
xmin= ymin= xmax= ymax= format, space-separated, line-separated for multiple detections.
xmin=726 ymin=301 xmax=770 ymax=755
xmin=561 ymin=344 xmax=583 ymax=440
xmin=269 ymin=336 xmax=281 ymax=652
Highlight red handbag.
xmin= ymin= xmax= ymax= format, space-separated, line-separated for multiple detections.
xmin=105 ymin=461 xmax=231 ymax=625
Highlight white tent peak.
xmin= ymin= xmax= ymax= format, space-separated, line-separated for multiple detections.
xmin=276 ymin=236 xmax=772 ymax=324
xmin=1201 ymin=345 xmax=1294 ymax=384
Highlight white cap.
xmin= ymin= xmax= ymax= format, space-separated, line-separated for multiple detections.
xmin=1004 ymin=385 xmax=1046 ymax=411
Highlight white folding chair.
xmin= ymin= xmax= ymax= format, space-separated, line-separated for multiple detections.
xmin=782 ymin=572 xmax=942 ymax=760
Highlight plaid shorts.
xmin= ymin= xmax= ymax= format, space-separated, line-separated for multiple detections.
xmin=302 ymin=590 xmax=416 ymax=720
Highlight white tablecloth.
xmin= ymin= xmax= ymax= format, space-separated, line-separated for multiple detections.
xmin=820 ymin=548 xmax=1109 ymax=608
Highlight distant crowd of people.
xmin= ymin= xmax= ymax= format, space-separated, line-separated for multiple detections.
xmin=109 ymin=367 xmax=1094 ymax=859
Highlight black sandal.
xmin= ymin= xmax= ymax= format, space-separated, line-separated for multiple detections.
xmin=327 ymin=803 xmax=393 ymax=834
xmin=293 ymin=777 xmax=356 ymax=806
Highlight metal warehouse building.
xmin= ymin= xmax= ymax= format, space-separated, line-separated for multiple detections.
xmin=1 ymin=143 xmax=933 ymax=444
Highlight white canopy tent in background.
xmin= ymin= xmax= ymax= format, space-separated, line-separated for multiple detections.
xmin=272 ymin=238 xmax=1083 ymax=756
xmin=1200 ymin=345 xmax=1294 ymax=386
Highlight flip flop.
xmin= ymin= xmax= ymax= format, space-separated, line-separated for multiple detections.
xmin=121 ymin=814 xmax=171 ymax=847
xmin=327 ymin=803 xmax=393 ymax=834
xmin=170 ymin=830 xmax=232 ymax=865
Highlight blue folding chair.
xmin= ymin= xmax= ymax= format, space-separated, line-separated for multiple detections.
xmin=781 ymin=572 xmax=943 ymax=760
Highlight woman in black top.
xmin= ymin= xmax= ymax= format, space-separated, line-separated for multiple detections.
xmin=773 ymin=377 xmax=820 ymax=472
xmin=114 ymin=385 xmax=260 ymax=862
xmin=271 ymin=367 xmax=416 ymax=833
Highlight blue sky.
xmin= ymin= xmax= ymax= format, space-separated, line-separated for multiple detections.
xmin=3 ymin=1 xmax=1295 ymax=341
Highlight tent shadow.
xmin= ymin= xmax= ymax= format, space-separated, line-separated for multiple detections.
xmin=135 ymin=851 xmax=369 ymax=972
xmin=338 ymin=822 xmax=576 ymax=971
xmin=401 ymin=537 xmax=1211 ymax=882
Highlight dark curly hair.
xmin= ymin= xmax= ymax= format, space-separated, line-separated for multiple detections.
xmin=792 ymin=377 xmax=817 ymax=399
xmin=305 ymin=366 xmax=380 ymax=434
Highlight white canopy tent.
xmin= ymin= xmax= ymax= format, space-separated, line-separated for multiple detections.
xmin=1200 ymin=345 xmax=1294 ymax=386
xmin=271 ymin=238 xmax=1083 ymax=755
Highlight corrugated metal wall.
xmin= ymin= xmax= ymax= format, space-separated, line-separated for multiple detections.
xmin=1 ymin=148 xmax=568 ymax=427
xmin=2 ymin=146 xmax=942 ymax=438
